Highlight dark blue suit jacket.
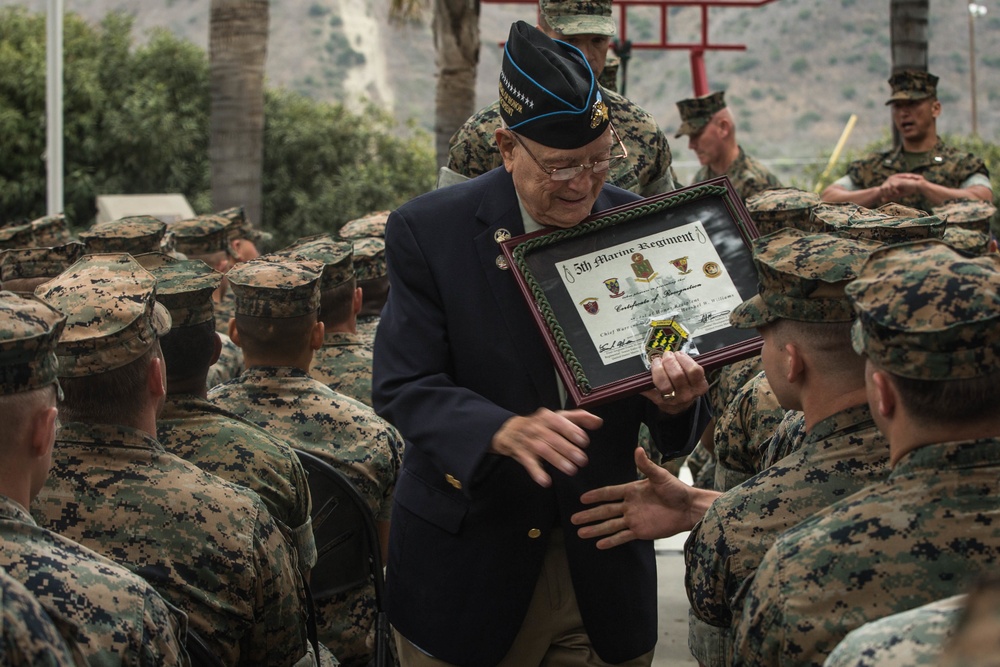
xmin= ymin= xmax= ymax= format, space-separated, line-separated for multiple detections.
xmin=373 ymin=168 xmax=708 ymax=666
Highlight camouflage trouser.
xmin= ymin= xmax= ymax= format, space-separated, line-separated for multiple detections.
xmin=687 ymin=610 xmax=732 ymax=667
xmin=685 ymin=442 xmax=717 ymax=490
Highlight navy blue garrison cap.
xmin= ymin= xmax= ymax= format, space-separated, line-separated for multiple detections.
xmin=498 ymin=20 xmax=610 ymax=149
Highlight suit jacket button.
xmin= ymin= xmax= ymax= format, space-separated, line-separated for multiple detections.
xmin=528 ymin=528 xmax=541 ymax=539
xmin=445 ymin=474 xmax=462 ymax=490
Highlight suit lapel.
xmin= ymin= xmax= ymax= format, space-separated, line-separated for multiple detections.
xmin=473 ymin=171 xmax=561 ymax=408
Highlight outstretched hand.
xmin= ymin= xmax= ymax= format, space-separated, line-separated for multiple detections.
xmin=491 ymin=408 xmax=603 ymax=488
xmin=571 ymin=447 xmax=720 ymax=549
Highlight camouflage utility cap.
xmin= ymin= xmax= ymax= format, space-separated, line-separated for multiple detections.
xmin=826 ymin=207 xmax=946 ymax=245
xmin=170 ymin=215 xmax=237 ymax=256
xmin=0 ymin=243 xmax=86 ymax=284
xmin=886 ymin=69 xmax=938 ymax=105
xmin=145 ymin=255 xmax=222 ymax=328
xmin=273 ymin=234 xmax=354 ymax=291
xmin=674 ymin=91 xmax=725 ymax=138
xmin=78 ymin=216 xmax=167 ymax=255
xmin=540 ymin=0 xmax=616 ymax=37
xmin=933 ymin=199 xmax=997 ymax=234
xmin=730 ymin=229 xmax=881 ymax=328
xmin=0 ymin=291 xmax=66 ymax=394
xmin=0 ymin=222 xmax=36 ymax=250
xmin=745 ymin=187 xmax=822 ymax=236
xmin=848 ymin=240 xmax=1000 ymax=380
xmin=29 ymin=214 xmax=71 ymax=247
xmin=353 ymin=237 xmax=386 ymax=281
xmin=499 ymin=21 xmax=609 ymax=150
xmin=34 ymin=254 xmax=171 ymax=378
xmin=216 ymin=206 xmax=273 ymax=247
xmin=228 ymin=258 xmax=323 ymax=318
xmin=339 ymin=211 xmax=389 ymax=240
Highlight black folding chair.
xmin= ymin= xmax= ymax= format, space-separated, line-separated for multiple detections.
xmin=295 ymin=448 xmax=391 ymax=667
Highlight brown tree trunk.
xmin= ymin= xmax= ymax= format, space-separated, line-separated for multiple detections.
xmin=433 ymin=0 xmax=480 ymax=168
xmin=209 ymin=0 xmax=268 ymax=227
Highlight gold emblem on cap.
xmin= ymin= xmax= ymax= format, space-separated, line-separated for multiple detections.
xmin=494 ymin=228 xmax=511 ymax=244
xmin=590 ymin=99 xmax=609 ymax=129
xmin=495 ymin=255 xmax=509 ymax=270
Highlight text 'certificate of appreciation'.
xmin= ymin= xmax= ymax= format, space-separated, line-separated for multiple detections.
xmin=554 ymin=219 xmax=744 ymax=366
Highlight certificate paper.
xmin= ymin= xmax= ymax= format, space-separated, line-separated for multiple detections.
xmin=554 ymin=219 xmax=743 ymax=366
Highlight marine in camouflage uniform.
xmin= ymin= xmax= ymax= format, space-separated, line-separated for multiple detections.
xmin=0 ymin=290 xmax=189 ymax=666
xmin=353 ymin=237 xmax=388 ymax=354
xmin=711 ymin=370 xmax=789 ymax=492
xmin=0 ymin=569 xmax=86 ymax=666
xmin=824 ymin=594 xmax=964 ymax=667
xmin=140 ymin=253 xmax=317 ymax=576
xmin=78 ymin=216 xmax=166 ymax=255
xmin=674 ymin=91 xmax=782 ymax=200
xmin=208 ymin=257 xmax=403 ymax=666
xmin=685 ymin=230 xmax=886 ymax=666
xmin=732 ymin=240 xmax=1000 ymax=667
xmin=822 ymin=70 xmax=992 ymax=213
xmin=447 ymin=0 xmax=676 ymax=197
xmin=274 ymin=234 xmax=375 ymax=406
xmin=0 ymin=242 xmax=85 ymax=294
xmin=31 ymin=254 xmax=315 ymax=667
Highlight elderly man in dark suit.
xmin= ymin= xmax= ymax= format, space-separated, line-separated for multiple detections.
xmin=373 ymin=21 xmax=711 ymax=667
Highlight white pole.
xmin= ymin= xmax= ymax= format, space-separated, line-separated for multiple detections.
xmin=46 ymin=0 xmax=64 ymax=216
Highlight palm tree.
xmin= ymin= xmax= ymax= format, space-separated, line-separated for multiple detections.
xmin=393 ymin=0 xmax=481 ymax=167
xmin=209 ymin=0 xmax=269 ymax=227
xmin=889 ymin=0 xmax=928 ymax=146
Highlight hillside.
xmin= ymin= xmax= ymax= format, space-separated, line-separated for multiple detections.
xmin=6 ymin=0 xmax=999 ymax=184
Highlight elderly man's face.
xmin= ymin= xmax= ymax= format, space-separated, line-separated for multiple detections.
xmin=687 ymin=117 xmax=725 ymax=167
xmin=498 ymin=128 xmax=613 ymax=229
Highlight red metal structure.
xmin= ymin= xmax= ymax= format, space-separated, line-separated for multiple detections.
xmin=484 ymin=0 xmax=777 ymax=96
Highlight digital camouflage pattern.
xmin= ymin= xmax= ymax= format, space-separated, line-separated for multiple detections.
xmin=824 ymin=594 xmax=964 ymax=667
xmin=32 ymin=421 xmax=314 ymax=667
xmin=685 ymin=404 xmax=889 ymax=666
xmin=712 ymin=370 xmax=788 ymax=492
xmin=732 ymin=436 xmax=1000 ymax=667
xmin=145 ymin=256 xmax=221 ymax=328
xmin=0 ymin=243 xmax=85 ymax=285
xmin=691 ymin=147 xmax=783 ymax=201
xmin=540 ymin=0 xmax=615 ymax=36
xmin=844 ymin=140 xmax=988 ymax=213
xmin=0 ymin=569 xmax=86 ymax=666
xmin=447 ymin=87 xmax=676 ymax=196
xmin=217 ymin=206 xmax=272 ymax=247
xmin=169 ymin=215 xmax=238 ymax=257
xmin=0 ymin=496 xmax=189 ymax=666
xmin=824 ymin=212 xmax=947 ymax=245
xmin=214 ymin=291 xmax=237 ymax=335
xmin=339 ymin=211 xmax=389 ymax=240
xmin=28 ymin=214 xmax=72 ymax=248
xmin=729 ymin=230 xmax=881 ymax=329
xmin=310 ymin=330 xmax=374 ymax=406
xmin=0 ymin=292 xmax=65 ymax=395
xmin=272 ymin=235 xmax=355 ymax=291
xmin=745 ymin=188 xmax=823 ymax=237
xmin=684 ymin=442 xmax=715 ymax=490
xmin=760 ymin=409 xmax=808 ymax=469
xmin=78 ymin=217 xmax=166 ymax=255
xmin=209 ymin=365 xmax=403 ymax=665
xmin=934 ymin=199 xmax=997 ymax=255
xmin=885 ymin=69 xmax=938 ymax=104
xmin=674 ymin=91 xmax=726 ymax=138
xmin=846 ymin=240 xmax=1000 ymax=380
xmin=34 ymin=254 xmax=171 ymax=378
xmin=228 ymin=258 xmax=323 ymax=319
xmin=0 ymin=222 xmax=36 ymax=250
xmin=355 ymin=316 xmax=379 ymax=354
xmin=940 ymin=576 xmax=1000 ymax=667
xmin=353 ymin=238 xmax=386 ymax=282
xmin=157 ymin=394 xmax=317 ymax=574
xmin=206 ymin=332 xmax=244 ymax=390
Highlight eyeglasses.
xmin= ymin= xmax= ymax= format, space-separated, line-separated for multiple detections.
xmin=510 ymin=124 xmax=629 ymax=181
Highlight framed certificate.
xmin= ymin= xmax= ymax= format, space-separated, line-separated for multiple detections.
xmin=500 ymin=176 xmax=762 ymax=408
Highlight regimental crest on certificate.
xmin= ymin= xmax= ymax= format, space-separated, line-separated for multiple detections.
xmin=556 ymin=218 xmax=744 ymax=366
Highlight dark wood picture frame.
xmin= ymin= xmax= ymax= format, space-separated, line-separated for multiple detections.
xmin=500 ymin=176 xmax=763 ymax=408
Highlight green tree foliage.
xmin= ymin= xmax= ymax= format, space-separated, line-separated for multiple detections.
xmin=0 ymin=7 xmax=435 ymax=245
